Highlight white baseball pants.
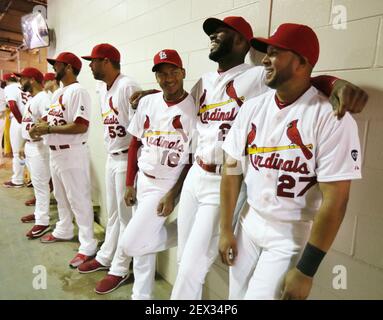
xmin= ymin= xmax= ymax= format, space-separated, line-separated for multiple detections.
xmin=50 ymin=144 xmax=98 ymax=256
xmin=171 ymin=163 xmax=246 ymax=300
xmin=25 ymin=141 xmax=50 ymax=225
xmin=0 ymin=117 xmax=5 ymax=166
xmin=119 ymin=171 xmax=178 ymax=300
xmin=229 ymin=206 xmax=312 ymax=300
xmin=96 ymin=153 xmax=132 ymax=276
xmin=10 ymin=118 xmax=24 ymax=184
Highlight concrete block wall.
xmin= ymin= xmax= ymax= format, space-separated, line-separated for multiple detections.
xmin=47 ymin=0 xmax=383 ymax=299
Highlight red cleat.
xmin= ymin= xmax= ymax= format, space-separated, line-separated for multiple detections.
xmin=95 ymin=274 xmax=129 ymax=294
xmin=26 ymin=225 xmax=50 ymax=239
xmin=21 ymin=214 xmax=35 ymax=223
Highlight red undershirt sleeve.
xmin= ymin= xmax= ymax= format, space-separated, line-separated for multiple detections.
xmin=311 ymin=75 xmax=339 ymax=97
xmin=74 ymin=116 xmax=89 ymax=127
xmin=8 ymin=100 xmax=22 ymax=123
xmin=126 ymin=136 xmax=142 ymax=187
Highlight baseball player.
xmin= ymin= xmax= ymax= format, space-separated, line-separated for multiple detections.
xmin=122 ymin=15 xmax=367 ymax=299
xmin=16 ymin=68 xmax=52 ymax=238
xmin=3 ymin=73 xmax=30 ymax=188
xmin=220 ymin=23 xmax=362 ymax=300
xmin=77 ymin=44 xmax=141 ymax=294
xmin=30 ymin=52 xmax=98 ymax=268
xmin=0 ymin=84 xmax=5 ymax=115
xmin=0 ymin=83 xmax=6 ymax=164
xmin=0 ymin=82 xmax=5 ymax=126
xmin=24 ymin=72 xmax=58 ymax=208
xmin=1 ymin=79 xmax=13 ymax=160
xmin=167 ymin=16 xmax=368 ymax=300
xmin=121 ymin=49 xmax=195 ymax=300
xmin=43 ymin=72 xmax=60 ymax=100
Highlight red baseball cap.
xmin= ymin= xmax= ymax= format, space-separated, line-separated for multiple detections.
xmin=251 ymin=23 xmax=320 ymax=67
xmin=203 ymin=16 xmax=253 ymax=42
xmin=81 ymin=43 xmax=121 ymax=63
xmin=152 ymin=49 xmax=183 ymax=72
xmin=47 ymin=52 xmax=82 ymax=72
xmin=43 ymin=72 xmax=56 ymax=82
xmin=3 ymin=73 xmax=18 ymax=81
xmin=15 ymin=67 xmax=44 ymax=84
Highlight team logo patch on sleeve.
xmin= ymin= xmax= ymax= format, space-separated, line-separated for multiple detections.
xmin=351 ymin=149 xmax=358 ymax=161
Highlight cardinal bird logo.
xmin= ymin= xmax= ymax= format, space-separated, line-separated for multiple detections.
xmin=286 ymin=120 xmax=313 ymax=160
xmin=172 ymin=115 xmax=188 ymax=142
xmin=144 ymin=115 xmax=150 ymax=130
xmin=199 ymin=89 xmax=207 ymax=107
xmin=109 ymin=97 xmax=119 ymax=115
xmin=58 ymin=95 xmax=65 ymax=111
xmin=247 ymin=123 xmax=257 ymax=145
xmin=246 ymin=123 xmax=257 ymax=156
xmin=247 ymin=123 xmax=259 ymax=169
xmin=197 ymin=89 xmax=207 ymax=116
xmin=226 ymin=80 xmax=243 ymax=107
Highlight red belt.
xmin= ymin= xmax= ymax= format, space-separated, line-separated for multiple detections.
xmin=49 ymin=145 xmax=70 ymax=151
xmin=111 ymin=149 xmax=129 ymax=156
xmin=196 ymin=156 xmax=222 ymax=174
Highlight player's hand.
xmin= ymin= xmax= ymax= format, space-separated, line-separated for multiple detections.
xmin=129 ymin=91 xmax=146 ymax=110
xmin=129 ymin=90 xmax=157 ymax=110
xmin=0 ymin=111 xmax=5 ymax=119
xmin=157 ymin=191 xmax=175 ymax=217
xmin=281 ymin=267 xmax=313 ymax=300
xmin=219 ymin=230 xmax=237 ymax=266
xmin=330 ymin=80 xmax=369 ymax=119
xmin=124 ymin=186 xmax=137 ymax=206
xmin=29 ymin=125 xmax=39 ymax=139
xmin=30 ymin=120 xmax=49 ymax=138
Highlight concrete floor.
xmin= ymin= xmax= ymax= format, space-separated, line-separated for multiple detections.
xmin=0 ymin=159 xmax=172 ymax=300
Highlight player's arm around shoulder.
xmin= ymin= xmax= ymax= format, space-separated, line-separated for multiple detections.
xmin=129 ymin=87 xmax=160 ymax=110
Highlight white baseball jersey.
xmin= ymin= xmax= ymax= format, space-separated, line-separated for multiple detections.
xmin=45 ymin=90 xmax=54 ymax=103
xmin=44 ymin=82 xmax=91 ymax=145
xmin=0 ymin=88 xmax=6 ymax=112
xmin=4 ymin=83 xmax=30 ymax=118
xmin=191 ymin=64 xmax=268 ymax=165
xmin=99 ymin=74 xmax=140 ymax=154
xmin=222 ymin=86 xmax=362 ymax=222
xmin=128 ymin=92 xmax=196 ymax=180
xmin=21 ymin=91 xmax=51 ymax=140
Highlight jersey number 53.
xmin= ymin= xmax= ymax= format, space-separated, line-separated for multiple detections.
xmin=108 ymin=125 xmax=127 ymax=138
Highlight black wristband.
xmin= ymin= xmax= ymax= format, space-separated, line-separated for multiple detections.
xmin=296 ymin=243 xmax=326 ymax=277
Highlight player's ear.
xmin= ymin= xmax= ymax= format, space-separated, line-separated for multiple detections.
xmin=181 ymin=68 xmax=186 ymax=79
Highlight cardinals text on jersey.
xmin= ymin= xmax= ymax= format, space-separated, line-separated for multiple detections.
xmin=128 ymin=92 xmax=196 ymax=180
xmin=222 ymin=86 xmax=362 ymax=222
